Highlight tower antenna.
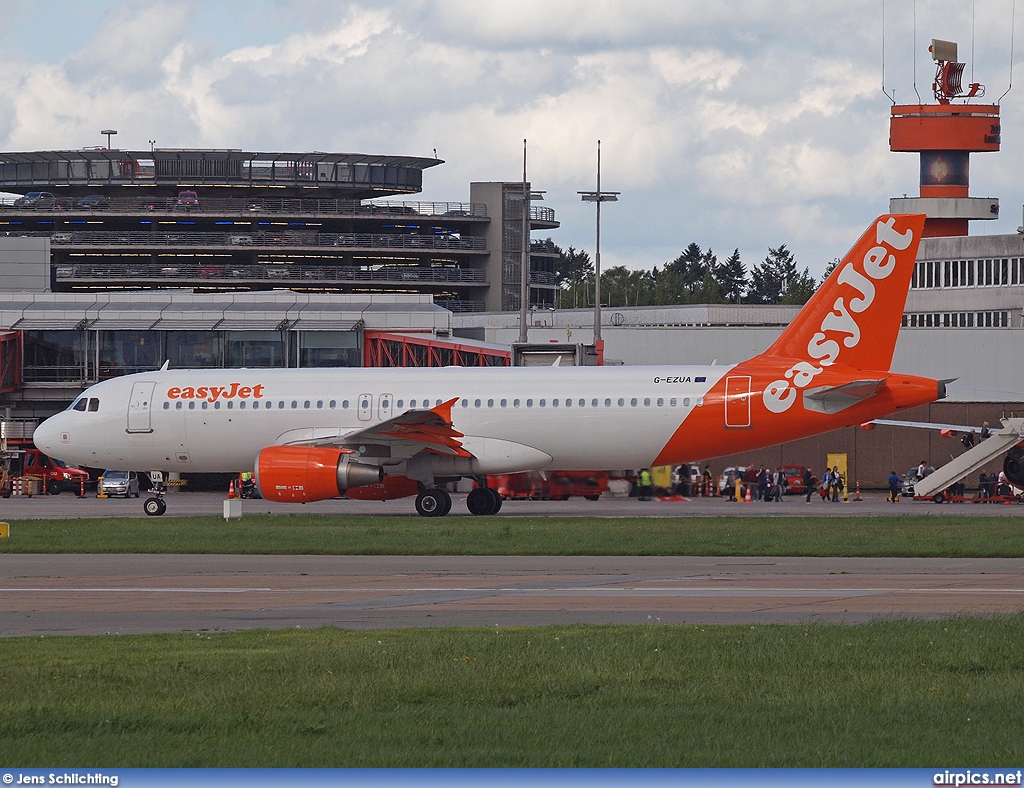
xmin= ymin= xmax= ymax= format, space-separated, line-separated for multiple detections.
xmin=998 ymin=0 xmax=1016 ymax=103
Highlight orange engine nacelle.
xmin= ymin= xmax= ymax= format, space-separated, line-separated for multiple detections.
xmin=254 ymin=446 xmax=383 ymax=503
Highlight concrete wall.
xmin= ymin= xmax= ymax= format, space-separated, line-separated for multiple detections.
xmin=0 ymin=236 xmax=49 ymax=292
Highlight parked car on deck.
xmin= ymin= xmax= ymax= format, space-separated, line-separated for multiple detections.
xmin=76 ymin=194 xmax=110 ymax=209
xmin=14 ymin=191 xmax=57 ymax=208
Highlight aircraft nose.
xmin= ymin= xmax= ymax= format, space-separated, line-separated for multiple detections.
xmin=33 ymin=414 xmax=63 ymax=454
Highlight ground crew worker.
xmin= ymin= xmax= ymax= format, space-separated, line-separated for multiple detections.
xmin=637 ymin=468 xmax=653 ymax=501
xmin=702 ymin=465 xmax=713 ymax=496
xmin=804 ymin=467 xmax=814 ymax=503
xmin=887 ymin=470 xmax=901 ymax=503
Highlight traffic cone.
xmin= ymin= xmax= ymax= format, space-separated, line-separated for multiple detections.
xmin=744 ymin=485 xmax=752 ymax=503
xmin=228 ymin=479 xmax=236 ymax=499
xmin=854 ymin=480 xmax=862 ymax=501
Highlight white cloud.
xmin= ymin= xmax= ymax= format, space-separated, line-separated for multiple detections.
xmin=0 ymin=0 xmax=1019 ymax=277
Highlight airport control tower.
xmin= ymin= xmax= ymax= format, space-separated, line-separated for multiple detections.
xmin=889 ymin=39 xmax=1000 ymax=237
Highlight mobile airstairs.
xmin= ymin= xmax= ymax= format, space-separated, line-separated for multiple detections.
xmin=912 ymin=417 xmax=1024 ymax=501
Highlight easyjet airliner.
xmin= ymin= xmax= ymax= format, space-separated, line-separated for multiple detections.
xmin=33 ymin=214 xmax=945 ymax=517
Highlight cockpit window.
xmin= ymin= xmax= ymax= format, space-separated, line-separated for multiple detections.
xmin=87 ymin=398 xmax=100 ymax=412
xmin=71 ymin=398 xmax=87 ymax=412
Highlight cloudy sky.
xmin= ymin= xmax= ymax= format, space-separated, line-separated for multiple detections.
xmin=0 ymin=0 xmax=1020 ymax=276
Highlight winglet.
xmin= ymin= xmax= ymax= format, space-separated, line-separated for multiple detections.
xmin=431 ymin=397 xmax=459 ymax=425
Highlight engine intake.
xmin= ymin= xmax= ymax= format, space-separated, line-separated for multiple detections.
xmin=254 ymin=445 xmax=383 ymax=503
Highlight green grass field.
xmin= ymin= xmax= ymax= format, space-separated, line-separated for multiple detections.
xmin=1 ymin=513 xmax=1023 ymax=556
xmin=4 ymin=513 xmax=1023 ymax=766
xmin=2 ymin=619 xmax=1023 ymax=767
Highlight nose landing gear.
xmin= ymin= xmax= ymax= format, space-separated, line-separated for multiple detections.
xmin=143 ymin=471 xmax=168 ymax=516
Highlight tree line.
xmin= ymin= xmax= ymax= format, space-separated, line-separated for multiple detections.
xmin=552 ymin=240 xmax=827 ymax=309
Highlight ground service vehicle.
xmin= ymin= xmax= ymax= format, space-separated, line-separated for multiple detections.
xmin=34 ymin=215 xmax=946 ymax=518
xmin=19 ymin=449 xmax=89 ymax=495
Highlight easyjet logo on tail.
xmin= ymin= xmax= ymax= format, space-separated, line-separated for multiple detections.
xmin=167 ymin=383 xmax=266 ymax=403
xmin=763 ymin=217 xmax=916 ymax=414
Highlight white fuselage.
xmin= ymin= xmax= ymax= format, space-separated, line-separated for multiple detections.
xmin=33 ymin=365 xmax=727 ymax=474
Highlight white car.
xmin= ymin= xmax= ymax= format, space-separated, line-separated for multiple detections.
xmin=99 ymin=470 xmax=141 ymax=498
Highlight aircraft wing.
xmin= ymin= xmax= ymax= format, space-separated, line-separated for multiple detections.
xmin=867 ymin=418 xmax=980 ymax=433
xmin=274 ymin=398 xmax=471 ymax=461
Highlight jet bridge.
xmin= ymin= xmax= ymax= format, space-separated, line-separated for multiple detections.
xmin=912 ymin=417 xmax=1024 ymax=499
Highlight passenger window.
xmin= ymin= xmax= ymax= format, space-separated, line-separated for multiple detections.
xmin=203 ymin=401 xmax=209 ymax=410
xmin=579 ymin=399 xmax=585 ymax=407
xmin=214 ymin=402 xmax=221 ymax=410
xmin=564 ymin=399 xmax=571 ymax=408
xmin=176 ymin=402 xmax=183 ymax=410
xmin=88 ymin=398 xmax=100 ymax=412
xmin=342 ymin=400 xmax=349 ymax=409
xmin=253 ymin=401 xmax=259 ymax=409
xmin=163 ymin=402 xmax=170 ymax=410
xmin=552 ymin=399 xmax=559 ymax=407
xmin=396 ymin=400 xmax=403 ymax=409
xmin=238 ymin=401 xmax=245 ymax=409
xmin=631 ymin=398 xmax=638 ymax=407
xmin=487 ymin=399 xmax=494 ymax=407
xmin=643 ymin=398 xmax=650 ymax=406
xmin=684 ymin=397 xmax=691 ymax=406
xmin=317 ymin=400 xmax=323 ymax=409
xmin=657 ymin=398 xmax=664 ymax=406
xmin=618 ymin=398 xmax=625 ymax=407
xmin=605 ymin=398 xmax=611 ymax=407
xmin=303 ymin=401 xmax=310 ymax=409
xmin=696 ymin=397 xmax=704 ymax=406
xmin=592 ymin=399 xmax=598 ymax=407
xmin=539 ymin=399 xmax=546 ymax=407
xmin=292 ymin=401 xmax=298 ymax=409
xmin=670 ymin=398 xmax=677 ymax=406
xmin=461 ymin=399 xmax=469 ymax=408
xmin=329 ymin=400 xmax=336 ymax=409
xmin=227 ymin=401 xmax=234 ymax=410
xmin=526 ymin=399 xmax=533 ymax=407
xmin=500 ymin=399 xmax=507 ymax=407
xmin=410 ymin=400 xmax=418 ymax=408
xmin=72 ymin=398 xmax=87 ymax=412
xmin=513 ymin=399 xmax=520 ymax=407
xmin=474 ymin=399 xmax=481 ymax=408
xmin=189 ymin=401 xmax=196 ymax=410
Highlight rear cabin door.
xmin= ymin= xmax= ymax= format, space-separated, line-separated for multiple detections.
xmin=724 ymin=375 xmax=752 ymax=429
xmin=126 ymin=381 xmax=156 ymax=433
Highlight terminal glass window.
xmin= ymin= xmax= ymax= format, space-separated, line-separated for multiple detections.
xmin=225 ymin=331 xmax=285 ymax=368
xmin=298 ymin=330 xmax=360 ymax=367
xmin=165 ymin=331 xmax=224 ymax=368
xmin=23 ymin=331 xmax=86 ymax=383
xmin=98 ymin=331 xmax=160 ymax=377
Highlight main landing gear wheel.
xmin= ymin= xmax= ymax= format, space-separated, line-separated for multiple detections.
xmin=143 ymin=497 xmax=167 ymax=517
xmin=467 ymin=487 xmax=503 ymax=516
xmin=415 ymin=488 xmax=452 ymax=517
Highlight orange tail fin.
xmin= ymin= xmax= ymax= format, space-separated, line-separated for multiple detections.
xmin=762 ymin=214 xmax=925 ymax=372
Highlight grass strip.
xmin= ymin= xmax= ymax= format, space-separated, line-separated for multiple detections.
xmin=0 ymin=514 xmax=1022 ymax=556
xmin=1 ymin=618 xmax=1023 ymax=767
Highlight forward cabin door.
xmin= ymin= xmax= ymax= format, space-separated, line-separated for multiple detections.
xmin=724 ymin=375 xmax=752 ymax=429
xmin=126 ymin=381 xmax=156 ymax=433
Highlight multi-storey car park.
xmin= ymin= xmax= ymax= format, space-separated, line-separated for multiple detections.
xmin=0 ymin=148 xmax=559 ymax=314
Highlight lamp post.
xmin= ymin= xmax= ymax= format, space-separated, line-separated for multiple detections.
xmin=510 ymin=140 xmax=544 ymax=344
xmin=101 ymin=129 xmax=118 ymax=149
xmin=578 ymin=140 xmax=619 ymax=363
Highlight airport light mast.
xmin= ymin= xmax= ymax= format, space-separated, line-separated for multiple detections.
xmin=579 ymin=140 xmax=619 ymax=365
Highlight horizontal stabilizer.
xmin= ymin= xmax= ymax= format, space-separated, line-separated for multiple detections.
xmin=914 ymin=418 xmax=1024 ymax=498
xmin=803 ymin=379 xmax=886 ymax=415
